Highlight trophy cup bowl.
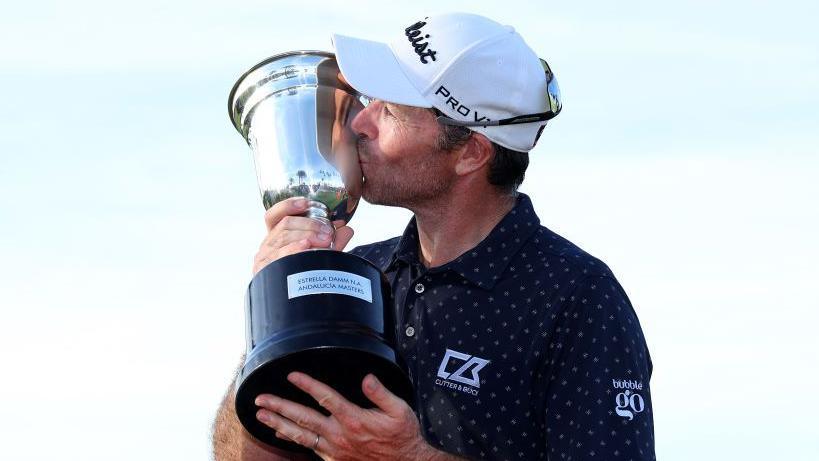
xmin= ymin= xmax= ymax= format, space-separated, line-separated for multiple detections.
xmin=228 ymin=51 xmax=413 ymax=452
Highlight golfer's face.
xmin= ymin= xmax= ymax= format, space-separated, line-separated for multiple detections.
xmin=347 ymin=94 xmax=458 ymax=207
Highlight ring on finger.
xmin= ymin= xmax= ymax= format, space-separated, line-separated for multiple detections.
xmin=312 ymin=433 xmax=320 ymax=450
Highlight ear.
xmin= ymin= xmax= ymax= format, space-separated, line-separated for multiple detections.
xmin=453 ymin=133 xmax=494 ymax=177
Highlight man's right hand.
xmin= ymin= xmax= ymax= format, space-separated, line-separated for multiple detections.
xmin=252 ymin=197 xmax=355 ymax=275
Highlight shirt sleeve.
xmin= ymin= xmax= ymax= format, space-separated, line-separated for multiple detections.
xmin=539 ymin=275 xmax=656 ymax=460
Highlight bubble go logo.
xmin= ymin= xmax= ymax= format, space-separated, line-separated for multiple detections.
xmin=612 ymin=379 xmax=646 ymax=420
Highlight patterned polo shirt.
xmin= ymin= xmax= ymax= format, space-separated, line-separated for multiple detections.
xmin=349 ymin=193 xmax=655 ymax=461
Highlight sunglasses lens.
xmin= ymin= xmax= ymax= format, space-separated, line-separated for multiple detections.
xmin=540 ymin=59 xmax=562 ymax=116
xmin=358 ymin=94 xmax=374 ymax=107
xmin=547 ymin=77 xmax=561 ymax=115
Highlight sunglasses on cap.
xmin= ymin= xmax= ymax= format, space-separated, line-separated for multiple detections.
xmin=356 ymin=59 xmax=561 ymax=127
xmin=436 ymin=58 xmax=562 ymax=127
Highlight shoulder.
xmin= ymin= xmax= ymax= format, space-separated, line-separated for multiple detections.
xmin=348 ymin=236 xmax=402 ymax=270
xmin=526 ymin=225 xmax=615 ymax=279
xmin=523 ymin=226 xmax=644 ymax=327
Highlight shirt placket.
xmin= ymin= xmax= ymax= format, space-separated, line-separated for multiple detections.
xmin=401 ymin=263 xmax=428 ymax=342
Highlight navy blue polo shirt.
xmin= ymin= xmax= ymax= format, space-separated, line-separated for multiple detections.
xmin=349 ymin=194 xmax=655 ymax=461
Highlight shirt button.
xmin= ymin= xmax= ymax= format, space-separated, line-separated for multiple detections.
xmin=414 ymin=283 xmax=425 ymax=294
xmin=405 ymin=326 xmax=416 ymax=337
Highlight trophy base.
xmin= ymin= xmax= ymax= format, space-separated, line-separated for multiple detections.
xmin=235 ymin=338 xmax=414 ymax=452
xmin=234 ymin=250 xmax=413 ymax=453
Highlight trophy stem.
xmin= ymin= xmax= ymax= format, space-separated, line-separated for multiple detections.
xmin=304 ymin=200 xmax=336 ymax=249
xmin=305 ymin=200 xmax=330 ymax=221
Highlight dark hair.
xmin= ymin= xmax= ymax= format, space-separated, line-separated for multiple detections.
xmin=487 ymin=142 xmax=529 ymax=193
xmin=431 ymin=109 xmax=529 ymax=193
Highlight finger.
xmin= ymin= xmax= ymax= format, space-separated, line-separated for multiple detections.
xmin=305 ymin=231 xmax=335 ymax=249
xmin=256 ymin=409 xmax=315 ymax=448
xmin=333 ymin=226 xmax=355 ymax=251
xmin=331 ymin=219 xmax=347 ymax=229
xmin=287 ymin=372 xmax=357 ymax=421
xmin=268 ymin=238 xmax=311 ymax=259
xmin=277 ymin=216 xmax=336 ymax=233
xmin=362 ymin=374 xmax=408 ymax=417
xmin=255 ymin=394 xmax=331 ymax=436
xmin=253 ymin=239 xmax=310 ymax=275
xmin=261 ymin=228 xmax=333 ymax=250
xmin=264 ymin=197 xmax=309 ymax=231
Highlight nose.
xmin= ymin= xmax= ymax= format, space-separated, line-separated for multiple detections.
xmin=350 ymin=99 xmax=378 ymax=140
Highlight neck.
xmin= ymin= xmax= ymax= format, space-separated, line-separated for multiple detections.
xmin=411 ymin=187 xmax=517 ymax=268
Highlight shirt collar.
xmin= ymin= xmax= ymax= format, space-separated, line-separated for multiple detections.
xmin=385 ymin=193 xmax=541 ymax=289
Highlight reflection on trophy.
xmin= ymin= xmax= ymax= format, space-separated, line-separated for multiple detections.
xmin=228 ymin=51 xmax=413 ymax=452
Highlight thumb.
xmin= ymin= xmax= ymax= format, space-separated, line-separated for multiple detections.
xmin=333 ymin=225 xmax=355 ymax=251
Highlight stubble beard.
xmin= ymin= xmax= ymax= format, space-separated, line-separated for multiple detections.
xmin=359 ymin=142 xmax=454 ymax=209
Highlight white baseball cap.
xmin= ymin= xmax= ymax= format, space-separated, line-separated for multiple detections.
xmin=332 ymin=12 xmax=562 ymax=153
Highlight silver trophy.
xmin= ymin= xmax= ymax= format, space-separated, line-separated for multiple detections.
xmin=228 ymin=51 xmax=412 ymax=452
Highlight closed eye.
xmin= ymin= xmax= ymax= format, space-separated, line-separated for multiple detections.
xmin=382 ymin=103 xmax=396 ymax=118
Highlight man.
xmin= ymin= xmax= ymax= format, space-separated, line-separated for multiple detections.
xmin=214 ymin=12 xmax=656 ymax=461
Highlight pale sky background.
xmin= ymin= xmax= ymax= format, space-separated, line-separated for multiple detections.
xmin=1 ymin=0 xmax=817 ymax=459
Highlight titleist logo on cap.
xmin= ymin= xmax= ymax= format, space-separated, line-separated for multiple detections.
xmin=404 ymin=19 xmax=437 ymax=64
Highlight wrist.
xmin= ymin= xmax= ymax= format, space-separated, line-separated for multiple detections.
xmin=414 ymin=439 xmax=453 ymax=461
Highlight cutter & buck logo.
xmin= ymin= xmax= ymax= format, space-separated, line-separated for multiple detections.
xmin=435 ymin=348 xmax=489 ymax=396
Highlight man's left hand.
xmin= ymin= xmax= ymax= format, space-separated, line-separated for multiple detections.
xmin=255 ymin=372 xmax=433 ymax=461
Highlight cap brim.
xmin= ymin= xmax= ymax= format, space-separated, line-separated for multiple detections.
xmin=332 ymin=34 xmax=431 ymax=108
